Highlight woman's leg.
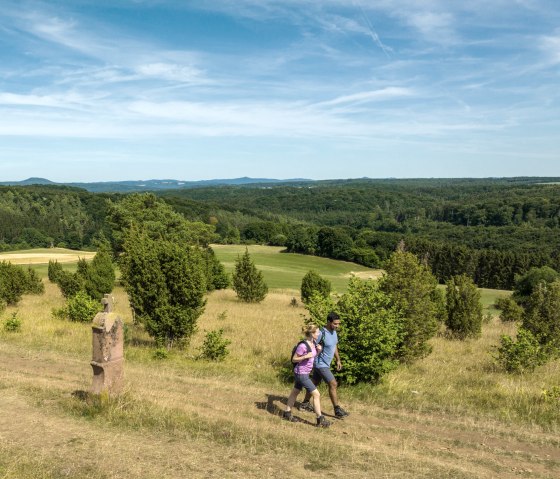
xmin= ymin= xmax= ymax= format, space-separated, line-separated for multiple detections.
xmin=310 ymin=389 xmax=322 ymax=417
xmin=286 ymin=387 xmax=300 ymax=412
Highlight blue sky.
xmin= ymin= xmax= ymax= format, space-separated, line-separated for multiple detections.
xmin=1 ymin=0 xmax=559 ymax=182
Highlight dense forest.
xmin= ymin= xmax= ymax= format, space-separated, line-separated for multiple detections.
xmin=1 ymin=178 xmax=559 ymax=289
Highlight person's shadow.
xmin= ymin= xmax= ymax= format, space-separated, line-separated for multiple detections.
xmin=255 ymin=394 xmax=316 ymax=426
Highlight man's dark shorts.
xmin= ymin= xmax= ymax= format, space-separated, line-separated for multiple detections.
xmin=312 ymin=367 xmax=335 ymax=384
xmin=294 ymin=374 xmax=317 ymax=393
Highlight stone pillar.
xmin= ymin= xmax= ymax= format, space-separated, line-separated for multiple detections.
xmin=91 ymin=294 xmax=125 ymax=395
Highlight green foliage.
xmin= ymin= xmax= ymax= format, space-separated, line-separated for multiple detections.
xmin=495 ymin=297 xmax=524 ymax=322
xmin=120 ymin=232 xmax=206 ymax=349
xmin=22 ymin=267 xmax=45 ymax=295
xmin=56 ymin=270 xmax=84 ymax=299
xmin=335 ymin=277 xmax=403 ymax=384
xmin=541 ymin=386 xmax=560 ymax=402
xmin=84 ymin=248 xmax=115 ymax=300
xmin=48 ymin=260 xmax=63 ymax=283
xmin=513 ymin=266 xmax=560 ymax=305
xmin=300 ymin=270 xmax=331 ymax=303
xmin=4 ymin=311 xmax=22 ymax=332
xmin=67 ymin=291 xmax=100 ymax=322
xmin=0 ymin=261 xmax=27 ymax=305
xmin=303 ymin=292 xmax=336 ymax=327
xmin=203 ymin=247 xmax=230 ymax=291
xmin=379 ymin=249 xmax=441 ymax=361
xmin=445 ymin=274 xmax=483 ymax=339
xmin=199 ymin=329 xmax=231 ymax=361
xmin=232 ymin=249 xmax=268 ymax=303
xmin=152 ymin=348 xmax=169 ymax=360
xmin=522 ymin=281 xmax=560 ymax=352
xmin=106 ymin=193 xmax=216 ymax=254
xmin=496 ymin=328 xmax=546 ymax=373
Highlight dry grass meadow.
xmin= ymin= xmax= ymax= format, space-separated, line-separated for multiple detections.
xmin=1 ymin=251 xmax=560 ymax=478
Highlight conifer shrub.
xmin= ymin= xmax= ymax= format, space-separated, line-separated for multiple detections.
xmin=48 ymin=260 xmax=63 ymax=283
xmin=199 ymin=329 xmax=231 ymax=361
xmin=84 ymin=248 xmax=115 ymax=300
xmin=120 ymin=232 xmax=206 ymax=349
xmin=300 ymin=270 xmax=331 ymax=304
xmin=232 ymin=249 xmax=268 ymax=303
xmin=522 ymin=281 xmax=560 ymax=353
xmin=56 ymin=270 xmax=84 ymax=299
xmin=379 ymin=249 xmax=442 ymax=361
xmin=495 ymin=297 xmax=524 ymax=323
xmin=23 ymin=267 xmax=45 ymax=295
xmin=0 ymin=261 xmax=27 ymax=305
xmin=445 ymin=274 xmax=483 ymax=339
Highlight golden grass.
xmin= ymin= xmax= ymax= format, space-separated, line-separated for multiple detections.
xmin=1 ymin=278 xmax=560 ymax=477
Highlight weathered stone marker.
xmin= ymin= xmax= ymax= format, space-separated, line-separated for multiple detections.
xmin=91 ymin=294 xmax=124 ymax=395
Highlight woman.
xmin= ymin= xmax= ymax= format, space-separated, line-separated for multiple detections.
xmin=283 ymin=324 xmax=331 ymax=428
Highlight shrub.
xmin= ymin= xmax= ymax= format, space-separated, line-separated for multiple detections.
xmin=4 ymin=311 xmax=22 ymax=332
xmin=56 ymin=270 xmax=84 ymax=299
xmin=153 ymin=348 xmax=169 ymax=360
xmin=84 ymin=248 xmax=115 ymax=300
xmin=300 ymin=270 xmax=331 ymax=304
xmin=48 ymin=260 xmax=63 ymax=283
xmin=496 ymin=328 xmax=547 ymax=373
xmin=67 ymin=291 xmax=100 ymax=322
xmin=445 ymin=274 xmax=483 ymax=339
xmin=199 ymin=329 xmax=231 ymax=361
xmin=23 ymin=267 xmax=45 ymax=295
xmin=513 ymin=266 xmax=560 ymax=305
xmin=0 ymin=261 xmax=26 ymax=305
xmin=232 ymin=249 xmax=268 ymax=303
xmin=333 ymin=277 xmax=403 ymax=384
xmin=495 ymin=297 xmax=524 ymax=322
xmin=522 ymin=281 xmax=560 ymax=353
xmin=379 ymin=249 xmax=441 ymax=361
xmin=120 ymin=232 xmax=206 ymax=349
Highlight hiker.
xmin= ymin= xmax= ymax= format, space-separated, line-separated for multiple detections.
xmin=300 ymin=312 xmax=349 ymax=418
xmin=283 ymin=324 xmax=331 ymax=428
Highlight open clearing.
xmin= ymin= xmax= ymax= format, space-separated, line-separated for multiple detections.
xmin=1 ymin=247 xmax=559 ymax=478
xmin=0 ymin=248 xmax=95 ymax=264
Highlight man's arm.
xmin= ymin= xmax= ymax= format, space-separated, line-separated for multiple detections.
xmin=334 ymin=344 xmax=342 ymax=371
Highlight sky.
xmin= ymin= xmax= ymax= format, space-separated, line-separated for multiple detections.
xmin=1 ymin=0 xmax=559 ymax=182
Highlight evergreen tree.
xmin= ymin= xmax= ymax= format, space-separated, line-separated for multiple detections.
xmin=84 ymin=247 xmax=116 ymax=300
xmin=48 ymin=260 xmax=63 ymax=283
xmin=120 ymin=231 xmax=206 ymax=348
xmin=379 ymin=248 xmax=442 ymax=361
xmin=232 ymin=249 xmax=268 ymax=303
xmin=522 ymin=280 xmax=560 ymax=353
xmin=445 ymin=274 xmax=483 ymax=339
xmin=300 ymin=270 xmax=331 ymax=304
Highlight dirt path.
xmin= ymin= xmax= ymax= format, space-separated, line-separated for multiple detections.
xmin=0 ymin=343 xmax=558 ymax=478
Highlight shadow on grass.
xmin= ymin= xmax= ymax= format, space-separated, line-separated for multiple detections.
xmin=255 ymin=393 xmax=316 ymax=426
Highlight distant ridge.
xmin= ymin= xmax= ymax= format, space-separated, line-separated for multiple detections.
xmin=0 ymin=177 xmax=313 ymax=193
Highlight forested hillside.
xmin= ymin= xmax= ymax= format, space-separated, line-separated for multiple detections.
xmin=2 ymin=178 xmax=560 ymax=289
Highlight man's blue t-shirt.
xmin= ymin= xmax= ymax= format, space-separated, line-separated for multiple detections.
xmin=315 ymin=327 xmax=338 ymax=369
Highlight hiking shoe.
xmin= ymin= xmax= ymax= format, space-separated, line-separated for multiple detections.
xmin=316 ymin=415 xmax=331 ymax=428
xmin=334 ymin=406 xmax=349 ymax=418
xmin=282 ymin=411 xmax=296 ymax=422
xmin=298 ymin=401 xmax=314 ymax=412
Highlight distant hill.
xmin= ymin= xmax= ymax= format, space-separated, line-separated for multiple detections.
xmin=0 ymin=177 xmax=313 ymax=193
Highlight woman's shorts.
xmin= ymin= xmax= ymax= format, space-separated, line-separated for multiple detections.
xmin=294 ymin=373 xmax=317 ymax=393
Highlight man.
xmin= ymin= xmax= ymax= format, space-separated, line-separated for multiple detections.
xmin=299 ymin=312 xmax=349 ymax=418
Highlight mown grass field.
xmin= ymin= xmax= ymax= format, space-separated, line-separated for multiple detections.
xmin=1 ymin=246 xmax=559 ymax=478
